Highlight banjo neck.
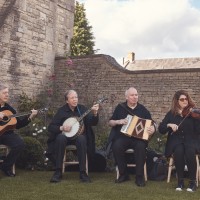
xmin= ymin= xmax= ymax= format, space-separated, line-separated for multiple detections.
xmin=76 ymin=97 xmax=107 ymax=122
xmin=77 ymin=108 xmax=92 ymax=122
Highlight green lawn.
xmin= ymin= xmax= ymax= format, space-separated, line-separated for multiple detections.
xmin=0 ymin=170 xmax=200 ymax=200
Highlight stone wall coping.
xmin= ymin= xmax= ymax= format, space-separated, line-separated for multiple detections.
xmin=55 ymin=54 xmax=200 ymax=74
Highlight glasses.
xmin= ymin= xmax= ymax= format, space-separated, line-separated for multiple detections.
xmin=178 ymin=98 xmax=188 ymax=102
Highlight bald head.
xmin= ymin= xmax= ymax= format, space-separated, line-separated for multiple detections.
xmin=125 ymin=87 xmax=138 ymax=107
xmin=125 ymin=87 xmax=137 ymax=98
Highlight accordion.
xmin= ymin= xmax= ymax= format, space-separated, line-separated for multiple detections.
xmin=120 ymin=114 xmax=153 ymax=141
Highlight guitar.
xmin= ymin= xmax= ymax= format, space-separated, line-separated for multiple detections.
xmin=0 ymin=108 xmax=48 ymax=136
xmin=62 ymin=97 xmax=107 ymax=139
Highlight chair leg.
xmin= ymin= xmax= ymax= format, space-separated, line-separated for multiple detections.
xmin=3 ymin=146 xmax=15 ymax=174
xmin=86 ymin=154 xmax=88 ymax=175
xmin=196 ymin=155 xmax=199 ymax=187
xmin=167 ymin=157 xmax=173 ymax=183
xmin=144 ymin=162 xmax=147 ymax=181
xmin=62 ymin=148 xmax=88 ymax=175
xmin=62 ymin=150 xmax=66 ymax=173
xmin=116 ymin=166 xmax=119 ymax=179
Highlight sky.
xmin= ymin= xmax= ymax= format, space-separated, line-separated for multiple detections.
xmin=78 ymin=0 xmax=200 ymax=64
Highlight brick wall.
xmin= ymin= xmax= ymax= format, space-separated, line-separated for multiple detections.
xmin=54 ymin=54 xmax=200 ymax=125
xmin=0 ymin=0 xmax=75 ymax=106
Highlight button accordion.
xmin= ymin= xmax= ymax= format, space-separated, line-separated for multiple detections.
xmin=120 ymin=114 xmax=153 ymax=141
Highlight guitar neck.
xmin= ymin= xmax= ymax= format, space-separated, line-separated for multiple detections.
xmin=11 ymin=112 xmax=31 ymax=118
xmin=10 ymin=108 xmax=47 ymax=119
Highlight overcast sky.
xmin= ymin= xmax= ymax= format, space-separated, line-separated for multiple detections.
xmin=78 ymin=0 xmax=200 ymax=64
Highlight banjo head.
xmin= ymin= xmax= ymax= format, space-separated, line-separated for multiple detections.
xmin=62 ymin=117 xmax=80 ymax=138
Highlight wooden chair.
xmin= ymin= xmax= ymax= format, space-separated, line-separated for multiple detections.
xmin=62 ymin=145 xmax=88 ymax=174
xmin=0 ymin=145 xmax=15 ymax=174
xmin=167 ymin=155 xmax=199 ymax=186
xmin=116 ymin=149 xmax=147 ymax=181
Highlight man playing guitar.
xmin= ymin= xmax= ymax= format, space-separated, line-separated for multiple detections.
xmin=0 ymin=82 xmax=38 ymax=177
xmin=46 ymin=89 xmax=99 ymax=183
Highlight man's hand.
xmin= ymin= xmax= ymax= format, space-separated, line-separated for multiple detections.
xmin=29 ymin=109 xmax=38 ymax=120
xmin=0 ymin=112 xmax=5 ymax=120
xmin=91 ymin=104 xmax=99 ymax=116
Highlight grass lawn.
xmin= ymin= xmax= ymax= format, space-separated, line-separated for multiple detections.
xmin=0 ymin=169 xmax=199 ymax=200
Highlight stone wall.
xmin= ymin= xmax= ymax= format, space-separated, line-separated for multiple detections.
xmin=0 ymin=0 xmax=74 ymax=106
xmin=54 ymin=54 xmax=200 ymax=125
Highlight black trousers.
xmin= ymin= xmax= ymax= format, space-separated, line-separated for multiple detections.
xmin=112 ymin=136 xmax=147 ymax=177
xmin=0 ymin=132 xmax=25 ymax=170
xmin=173 ymin=143 xmax=196 ymax=181
xmin=54 ymin=134 xmax=87 ymax=172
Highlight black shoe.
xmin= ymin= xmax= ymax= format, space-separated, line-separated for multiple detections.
xmin=1 ymin=169 xmax=15 ymax=177
xmin=80 ymin=172 xmax=91 ymax=183
xmin=175 ymin=179 xmax=184 ymax=191
xmin=186 ymin=180 xmax=197 ymax=192
xmin=50 ymin=170 xmax=62 ymax=183
xmin=135 ymin=176 xmax=145 ymax=187
xmin=115 ymin=174 xmax=130 ymax=183
xmin=0 ymin=165 xmax=15 ymax=177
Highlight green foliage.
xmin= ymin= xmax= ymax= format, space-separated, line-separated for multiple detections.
xmin=16 ymin=136 xmax=44 ymax=170
xmin=95 ymin=125 xmax=110 ymax=150
xmin=70 ymin=1 xmax=95 ymax=56
xmin=149 ymin=131 xmax=167 ymax=154
xmin=17 ymin=91 xmax=54 ymax=149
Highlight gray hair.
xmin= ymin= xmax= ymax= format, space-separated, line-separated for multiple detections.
xmin=125 ymin=87 xmax=137 ymax=97
xmin=64 ymin=89 xmax=77 ymax=100
xmin=0 ymin=82 xmax=8 ymax=91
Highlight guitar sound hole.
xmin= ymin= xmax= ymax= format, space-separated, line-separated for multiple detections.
xmin=2 ymin=116 xmax=9 ymax=122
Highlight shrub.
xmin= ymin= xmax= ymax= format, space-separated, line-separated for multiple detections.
xmin=16 ymin=136 xmax=44 ymax=170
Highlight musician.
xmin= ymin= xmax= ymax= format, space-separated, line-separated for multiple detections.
xmin=158 ymin=90 xmax=200 ymax=192
xmin=46 ymin=89 xmax=99 ymax=183
xmin=0 ymin=82 xmax=38 ymax=177
xmin=108 ymin=87 xmax=155 ymax=187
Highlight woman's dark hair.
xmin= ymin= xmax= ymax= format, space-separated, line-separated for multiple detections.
xmin=171 ymin=90 xmax=195 ymax=115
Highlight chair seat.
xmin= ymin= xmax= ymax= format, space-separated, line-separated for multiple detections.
xmin=65 ymin=145 xmax=77 ymax=151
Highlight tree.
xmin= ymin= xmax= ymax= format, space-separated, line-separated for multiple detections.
xmin=70 ymin=1 xmax=95 ymax=56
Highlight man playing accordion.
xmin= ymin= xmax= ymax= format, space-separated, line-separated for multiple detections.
xmin=108 ymin=87 xmax=156 ymax=187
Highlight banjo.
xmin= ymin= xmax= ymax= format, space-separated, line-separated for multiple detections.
xmin=62 ymin=97 xmax=107 ymax=139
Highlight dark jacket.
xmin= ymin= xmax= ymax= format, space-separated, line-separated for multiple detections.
xmin=158 ymin=111 xmax=200 ymax=157
xmin=0 ymin=103 xmax=30 ymax=136
xmin=108 ymin=102 xmax=152 ymax=144
xmin=47 ymin=104 xmax=99 ymax=157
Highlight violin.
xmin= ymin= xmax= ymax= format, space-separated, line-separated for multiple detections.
xmin=182 ymin=106 xmax=200 ymax=119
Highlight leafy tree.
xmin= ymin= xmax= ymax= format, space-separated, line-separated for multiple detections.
xmin=70 ymin=1 xmax=95 ymax=56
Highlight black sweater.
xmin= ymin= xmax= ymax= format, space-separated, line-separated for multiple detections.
xmin=158 ymin=111 xmax=200 ymax=157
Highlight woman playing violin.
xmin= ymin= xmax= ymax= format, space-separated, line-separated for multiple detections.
xmin=158 ymin=90 xmax=200 ymax=192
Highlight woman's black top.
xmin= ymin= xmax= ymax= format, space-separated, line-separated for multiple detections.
xmin=158 ymin=111 xmax=200 ymax=157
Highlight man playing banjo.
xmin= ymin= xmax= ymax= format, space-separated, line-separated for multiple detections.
xmin=46 ymin=89 xmax=99 ymax=183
